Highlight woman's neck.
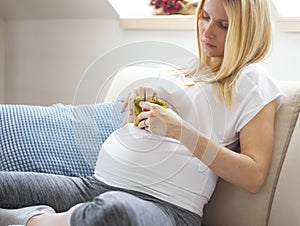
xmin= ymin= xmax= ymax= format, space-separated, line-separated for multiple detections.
xmin=206 ymin=57 xmax=223 ymax=69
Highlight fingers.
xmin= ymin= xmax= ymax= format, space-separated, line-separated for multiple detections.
xmin=120 ymin=91 xmax=137 ymax=114
xmin=136 ymin=102 xmax=159 ymax=129
xmin=139 ymin=101 xmax=154 ymax=110
xmin=136 ymin=86 xmax=159 ymax=100
xmin=119 ymin=86 xmax=159 ymax=116
xmin=136 ymin=110 xmax=150 ymax=126
xmin=138 ymin=118 xmax=150 ymax=129
xmin=120 ymin=99 xmax=128 ymax=113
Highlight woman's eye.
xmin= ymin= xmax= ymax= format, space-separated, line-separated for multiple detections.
xmin=201 ymin=12 xmax=210 ymax=20
xmin=218 ymin=21 xmax=229 ymax=30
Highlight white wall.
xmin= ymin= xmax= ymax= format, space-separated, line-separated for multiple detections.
xmin=262 ymin=31 xmax=300 ymax=81
xmin=4 ymin=19 xmax=196 ymax=105
xmin=0 ymin=18 xmax=4 ymax=104
xmin=2 ymin=1 xmax=300 ymax=105
xmin=258 ymin=1 xmax=300 ymax=79
xmin=5 ymin=19 xmax=123 ymax=105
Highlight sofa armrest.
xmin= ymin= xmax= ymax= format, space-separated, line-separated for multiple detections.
xmin=268 ymin=113 xmax=300 ymax=226
xmin=202 ymin=81 xmax=300 ymax=226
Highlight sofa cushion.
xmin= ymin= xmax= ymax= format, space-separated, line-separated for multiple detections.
xmin=268 ymin=100 xmax=300 ymax=226
xmin=202 ymin=81 xmax=300 ymax=226
xmin=0 ymin=101 xmax=125 ymax=176
xmin=268 ymin=115 xmax=300 ymax=226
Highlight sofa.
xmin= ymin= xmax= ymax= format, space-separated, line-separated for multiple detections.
xmin=1 ymin=64 xmax=300 ymax=226
xmin=105 ymin=65 xmax=300 ymax=226
xmin=202 ymin=80 xmax=300 ymax=226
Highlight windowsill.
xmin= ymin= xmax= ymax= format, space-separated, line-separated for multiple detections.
xmin=107 ymin=0 xmax=196 ymax=30
xmin=272 ymin=0 xmax=300 ymax=32
xmin=276 ymin=17 xmax=300 ymax=33
xmin=119 ymin=15 xmax=195 ymax=30
xmin=108 ymin=0 xmax=300 ymax=32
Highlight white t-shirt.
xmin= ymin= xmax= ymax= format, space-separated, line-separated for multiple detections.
xmin=94 ymin=63 xmax=285 ymax=217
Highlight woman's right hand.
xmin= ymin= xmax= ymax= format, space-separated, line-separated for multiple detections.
xmin=120 ymin=86 xmax=159 ymax=119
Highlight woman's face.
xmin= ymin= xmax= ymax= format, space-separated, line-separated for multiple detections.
xmin=198 ymin=0 xmax=228 ymax=60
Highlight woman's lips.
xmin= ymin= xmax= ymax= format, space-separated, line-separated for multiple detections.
xmin=202 ymin=41 xmax=216 ymax=48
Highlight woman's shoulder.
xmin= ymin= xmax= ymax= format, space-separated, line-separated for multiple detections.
xmin=235 ymin=63 xmax=279 ymax=94
xmin=237 ymin=63 xmax=270 ymax=84
xmin=234 ymin=63 xmax=285 ymax=109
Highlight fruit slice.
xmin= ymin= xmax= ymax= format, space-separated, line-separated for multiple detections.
xmin=133 ymin=96 xmax=168 ymax=126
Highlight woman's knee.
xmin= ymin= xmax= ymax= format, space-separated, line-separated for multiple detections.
xmin=70 ymin=191 xmax=138 ymax=226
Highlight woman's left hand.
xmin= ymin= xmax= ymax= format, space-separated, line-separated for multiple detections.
xmin=136 ymin=101 xmax=182 ymax=139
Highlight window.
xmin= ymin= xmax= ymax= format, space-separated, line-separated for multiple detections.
xmin=108 ymin=0 xmax=300 ymax=32
xmin=272 ymin=0 xmax=300 ymax=32
xmin=107 ymin=0 xmax=195 ymax=30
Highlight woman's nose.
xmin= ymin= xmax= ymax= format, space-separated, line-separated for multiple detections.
xmin=203 ymin=22 xmax=215 ymax=39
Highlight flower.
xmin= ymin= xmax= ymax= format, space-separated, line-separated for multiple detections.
xmin=150 ymin=0 xmax=198 ymax=15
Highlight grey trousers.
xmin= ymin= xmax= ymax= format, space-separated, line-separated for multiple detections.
xmin=0 ymin=172 xmax=201 ymax=226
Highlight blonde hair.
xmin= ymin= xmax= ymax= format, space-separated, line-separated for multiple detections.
xmin=193 ymin=0 xmax=272 ymax=105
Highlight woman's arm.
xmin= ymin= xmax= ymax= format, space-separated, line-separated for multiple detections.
xmin=138 ymin=100 xmax=277 ymax=193
xmin=179 ymin=100 xmax=277 ymax=193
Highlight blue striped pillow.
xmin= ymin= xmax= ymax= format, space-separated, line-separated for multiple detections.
xmin=0 ymin=101 xmax=125 ymax=176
